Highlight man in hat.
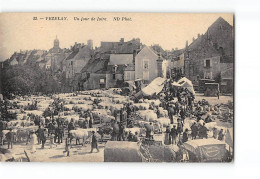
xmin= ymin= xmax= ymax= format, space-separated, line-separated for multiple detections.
xmin=168 ymin=106 xmax=175 ymax=124
xmin=165 ymin=125 xmax=171 ymax=145
xmin=145 ymin=122 xmax=154 ymax=140
xmin=127 ymin=131 xmax=134 ymax=141
xmin=6 ymin=129 xmax=15 ymax=149
xmin=133 ymin=131 xmax=139 ymax=142
xmin=68 ymin=118 xmax=75 ymax=134
xmin=218 ymin=129 xmax=225 ymax=141
xmin=198 ymin=123 xmax=208 ymax=139
xmin=90 ymin=131 xmax=99 ymax=153
xmin=213 ymin=127 xmax=218 ymax=139
xmin=89 ymin=115 xmax=93 ymax=128
xmin=36 ymin=125 xmax=44 ymax=145
xmin=170 ymin=125 xmax=178 ymax=145
xmin=177 ymin=119 xmax=183 ymax=137
xmin=191 ymin=122 xmax=198 ymax=140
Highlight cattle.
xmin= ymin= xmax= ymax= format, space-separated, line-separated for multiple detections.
xmin=69 ymin=128 xmax=97 ymax=146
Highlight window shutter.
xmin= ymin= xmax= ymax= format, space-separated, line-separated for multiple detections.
xmin=204 ymin=59 xmax=206 ymax=67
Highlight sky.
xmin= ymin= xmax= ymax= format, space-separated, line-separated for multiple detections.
xmin=0 ymin=13 xmax=233 ymax=61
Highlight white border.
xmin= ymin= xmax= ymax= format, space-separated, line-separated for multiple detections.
xmin=1 ymin=0 xmax=260 ymax=178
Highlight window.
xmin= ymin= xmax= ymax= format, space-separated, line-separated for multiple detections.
xmin=113 ymin=74 xmax=116 ymax=80
xmin=204 ymin=72 xmax=212 ymax=79
xmin=219 ymin=47 xmax=224 ymax=56
xmin=206 ymin=59 xmax=210 ymax=68
xmin=100 ymin=79 xmax=105 ymax=84
xmin=143 ymin=59 xmax=149 ymax=70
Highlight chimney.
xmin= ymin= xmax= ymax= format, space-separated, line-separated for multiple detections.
xmin=185 ymin=40 xmax=188 ymax=49
xmin=192 ymin=37 xmax=195 ymax=42
xmin=120 ymin=38 xmax=124 ymax=43
xmin=87 ymin=39 xmax=93 ymax=50
xmin=133 ymin=50 xmax=137 ymax=65
xmin=157 ymin=53 xmax=164 ymax=78
xmin=198 ymin=33 xmax=200 ymax=38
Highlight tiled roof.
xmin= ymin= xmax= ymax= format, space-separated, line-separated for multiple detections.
xmin=81 ymin=58 xmax=108 ymax=73
xmin=109 ymin=54 xmax=133 ymax=65
xmin=124 ymin=64 xmax=135 ymax=71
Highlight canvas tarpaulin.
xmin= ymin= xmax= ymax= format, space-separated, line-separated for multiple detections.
xmin=171 ymin=81 xmax=181 ymax=87
xmin=104 ymin=141 xmax=144 ymax=162
xmin=177 ymin=77 xmax=195 ymax=95
xmin=225 ymin=128 xmax=233 ymax=148
xmin=141 ymin=77 xmax=166 ymax=96
xmin=183 ymin=139 xmax=227 ymax=162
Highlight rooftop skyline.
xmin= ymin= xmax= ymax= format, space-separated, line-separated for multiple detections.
xmin=0 ymin=13 xmax=233 ymax=61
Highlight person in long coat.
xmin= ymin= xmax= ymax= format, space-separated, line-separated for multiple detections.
xmin=164 ymin=126 xmax=171 ymax=145
xmin=218 ymin=129 xmax=225 ymax=141
xmin=90 ymin=131 xmax=99 ymax=153
xmin=6 ymin=129 xmax=15 ymax=149
xmin=170 ymin=125 xmax=178 ymax=145
xmin=30 ymin=132 xmax=38 ymax=153
xmin=89 ymin=116 xmax=93 ymax=128
xmin=191 ymin=122 xmax=198 ymax=140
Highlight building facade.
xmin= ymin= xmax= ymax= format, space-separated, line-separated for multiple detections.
xmin=135 ymin=46 xmax=167 ymax=83
xmin=183 ymin=17 xmax=234 ymax=89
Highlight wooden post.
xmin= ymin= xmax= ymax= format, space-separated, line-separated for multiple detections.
xmin=24 ymin=150 xmax=30 ymax=162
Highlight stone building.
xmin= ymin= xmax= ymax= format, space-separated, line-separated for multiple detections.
xmin=47 ymin=36 xmax=69 ymax=72
xmin=166 ymin=49 xmax=185 ymax=80
xmin=80 ymin=52 xmax=136 ymax=90
xmin=64 ymin=43 xmax=94 ymax=79
xmin=80 ymin=53 xmax=109 ymax=90
xmin=107 ymin=54 xmax=135 ymax=86
xmin=183 ymin=17 xmax=234 ymax=89
xmin=87 ymin=39 xmax=93 ymax=50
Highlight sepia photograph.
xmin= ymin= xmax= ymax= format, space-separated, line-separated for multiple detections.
xmin=0 ymin=13 xmax=234 ymax=162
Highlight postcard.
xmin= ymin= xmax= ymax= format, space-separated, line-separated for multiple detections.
xmin=0 ymin=13 xmax=234 ymax=162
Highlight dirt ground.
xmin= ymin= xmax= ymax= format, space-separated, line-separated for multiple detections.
xmin=4 ymin=140 xmax=105 ymax=162
xmin=195 ymin=93 xmax=233 ymax=105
